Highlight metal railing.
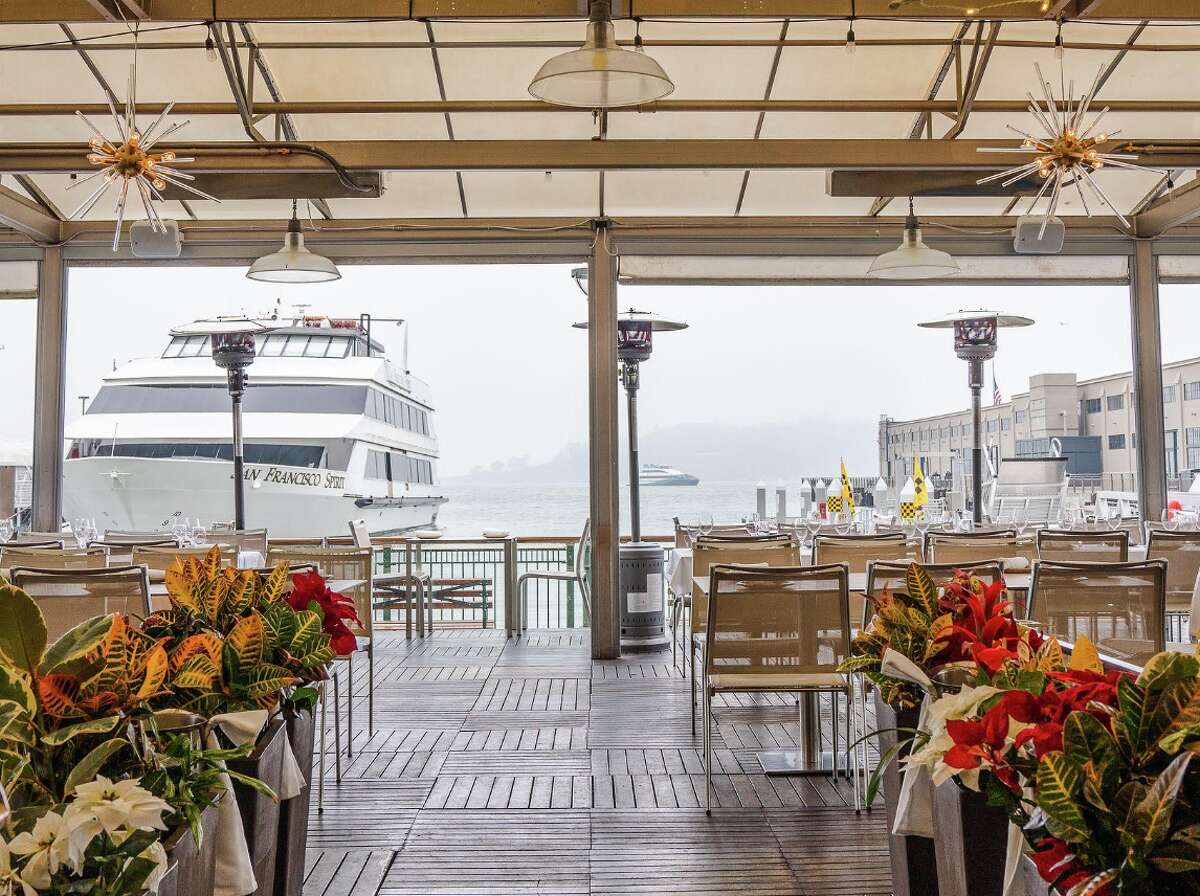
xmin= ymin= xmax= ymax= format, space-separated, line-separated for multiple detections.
xmin=367 ymin=535 xmax=673 ymax=631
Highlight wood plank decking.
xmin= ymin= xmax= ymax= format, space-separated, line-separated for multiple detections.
xmin=306 ymin=629 xmax=893 ymax=896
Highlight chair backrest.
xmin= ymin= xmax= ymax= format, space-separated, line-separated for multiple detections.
xmin=11 ymin=534 xmax=67 ymax=547
xmin=349 ymin=519 xmax=372 ymax=549
xmin=705 ymin=563 xmax=851 ymax=681
xmin=925 ymin=531 xmax=1025 ymax=566
xmin=575 ymin=519 xmax=592 ymax=616
xmin=266 ymin=546 xmax=373 ymax=638
xmin=1037 ymin=529 xmax=1129 ymax=564
xmin=103 ymin=530 xmax=174 ymax=544
xmin=813 ymin=533 xmax=915 ymax=574
xmin=132 ymin=545 xmax=238 ymax=573
xmin=10 ymin=566 xmax=152 ymax=640
xmin=692 ymin=535 xmax=799 ymax=635
xmin=865 ymin=560 xmax=1005 ymax=628
xmin=1027 ymin=560 xmax=1166 ymax=665
xmin=0 ymin=546 xmax=109 ymax=571
xmin=1146 ymin=530 xmax=1200 ymax=608
xmin=211 ymin=529 xmax=269 ymax=556
xmin=93 ymin=538 xmax=177 ymax=565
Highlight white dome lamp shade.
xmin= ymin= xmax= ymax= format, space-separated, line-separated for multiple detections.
xmin=246 ymin=201 xmax=341 ymax=284
xmin=867 ymin=197 xmax=960 ymax=280
xmin=528 ymin=0 xmax=674 ymax=108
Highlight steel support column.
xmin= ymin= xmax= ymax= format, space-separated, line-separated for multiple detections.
xmin=588 ymin=222 xmax=621 ymax=660
xmin=31 ymin=246 xmax=67 ymax=532
xmin=1130 ymin=239 xmax=1167 ymax=525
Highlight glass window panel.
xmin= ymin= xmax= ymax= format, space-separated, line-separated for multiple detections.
xmin=282 ymin=336 xmax=309 ymax=357
xmin=1106 ymin=394 xmax=1125 ymax=411
xmin=1186 ymin=382 xmax=1200 ymax=401
xmin=1109 ymin=434 xmax=1126 ymax=450
xmin=1164 ymin=384 xmax=1177 ymax=403
xmin=306 ymin=335 xmax=332 ymax=357
xmin=1085 ymin=398 xmax=1102 ymax=413
xmin=261 ymin=336 xmax=285 ymax=357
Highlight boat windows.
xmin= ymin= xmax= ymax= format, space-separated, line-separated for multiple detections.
xmin=162 ymin=335 xmax=211 ymax=358
xmin=69 ymin=441 xmax=326 ymax=468
xmin=86 ymin=383 xmax=369 ymax=415
xmin=363 ymin=449 xmax=434 ymax=484
xmin=365 ymin=388 xmax=431 ymax=437
xmin=251 ymin=334 xmax=352 ymax=359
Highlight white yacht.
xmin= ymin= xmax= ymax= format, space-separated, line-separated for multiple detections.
xmin=63 ymin=315 xmax=446 ymax=537
xmin=639 ymin=464 xmax=699 ymax=486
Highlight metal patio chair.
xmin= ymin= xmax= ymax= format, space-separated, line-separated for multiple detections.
xmin=1027 ymin=559 xmax=1166 ymax=666
xmin=517 ymin=519 xmax=591 ymax=634
xmin=10 ymin=566 xmax=152 ymax=639
xmin=1146 ymin=530 xmax=1200 ymax=641
xmin=701 ymin=563 xmax=857 ymax=814
xmin=1036 ymin=529 xmax=1129 ymax=563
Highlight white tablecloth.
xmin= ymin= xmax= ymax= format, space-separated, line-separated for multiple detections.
xmin=668 ymin=548 xmax=692 ymax=598
xmin=237 ymin=550 xmax=265 ymax=569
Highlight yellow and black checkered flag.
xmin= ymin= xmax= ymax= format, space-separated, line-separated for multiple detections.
xmin=826 ymin=491 xmax=843 ymax=513
xmin=899 ymin=476 xmax=917 ymax=521
xmin=839 ymin=459 xmax=856 ymax=515
xmin=913 ymin=457 xmax=929 ymax=509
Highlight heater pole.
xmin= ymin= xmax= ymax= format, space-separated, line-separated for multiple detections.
xmin=623 ymin=361 xmax=641 ymax=543
xmin=968 ymin=358 xmax=984 ymax=527
xmin=228 ymin=367 xmax=247 ymax=530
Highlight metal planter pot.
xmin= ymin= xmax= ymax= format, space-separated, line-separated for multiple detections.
xmin=931 ymin=780 xmax=1010 ymax=896
xmin=874 ymin=694 xmax=941 ymax=896
xmin=273 ymin=706 xmax=316 ymax=896
xmin=159 ymin=799 xmax=221 ymax=896
xmin=228 ymin=718 xmax=287 ymax=896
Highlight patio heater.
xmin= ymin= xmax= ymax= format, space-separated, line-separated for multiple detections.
xmin=574 ymin=302 xmax=687 ymax=651
xmin=918 ymin=311 xmax=1033 ymax=526
xmin=197 ymin=325 xmax=261 ymax=530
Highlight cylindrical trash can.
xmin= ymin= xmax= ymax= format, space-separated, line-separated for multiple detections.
xmin=619 ymin=541 xmax=669 ymax=652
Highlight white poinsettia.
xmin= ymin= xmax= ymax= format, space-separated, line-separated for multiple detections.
xmin=0 ymin=838 xmax=37 ymax=896
xmin=69 ymin=776 xmax=171 ymax=833
xmin=903 ymin=684 xmax=1002 ymax=790
xmin=138 ymin=840 xmax=169 ymax=895
xmin=8 ymin=811 xmax=72 ymax=890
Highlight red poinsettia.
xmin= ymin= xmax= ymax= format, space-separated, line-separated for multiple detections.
xmin=943 ymin=697 xmax=1022 ymax=792
xmin=1010 ymin=668 xmax=1127 ymax=758
xmin=935 ymin=570 xmax=1043 ymax=670
xmin=288 ymin=569 xmax=362 ymax=656
xmin=1030 ymin=837 xmax=1111 ymax=894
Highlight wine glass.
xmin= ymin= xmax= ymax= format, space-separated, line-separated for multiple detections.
xmin=699 ymin=512 xmax=714 ymax=538
xmin=914 ymin=511 xmax=931 ymax=542
xmin=805 ymin=511 xmax=823 ymax=551
xmin=85 ymin=518 xmax=99 ymax=546
xmin=73 ymin=518 xmax=89 ymax=550
xmin=1163 ymin=508 xmax=1180 ymax=533
xmin=834 ymin=511 xmax=853 ymax=536
xmin=0 ymin=518 xmax=13 ymax=544
xmin=191 ymin=518 xmax=209 ymax=546
xmin=1013 ymin=507 xmax=1029 ymax=538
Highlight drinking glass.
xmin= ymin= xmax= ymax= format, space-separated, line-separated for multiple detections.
xmin=0 ymin=518 xmax=13 ymax=544
xmin=191 ymin=519 xmax=209 ymax=546
xmin=73 ymin=518 xmax=89 ymax=550
xmin=1013 ymin=508 xmax=1029 ymax=538
xmin=699 ymin=513 xmax=714 ymax=537
xmin=805 ymin=512 xmax=823 ymax=548
xmin=1163 ymin=509 xmax=1180 ymax=532
xmin=834 ymin=512 xmax=852 ymax=536
xmin=85 ymin=518 xmax=99 ymax=546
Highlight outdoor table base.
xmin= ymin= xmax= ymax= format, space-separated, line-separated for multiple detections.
xmin=756 ymin=692 xmax=834 ymax=776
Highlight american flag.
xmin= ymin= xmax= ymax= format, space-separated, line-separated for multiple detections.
xmin=992 ymin=374 xmax=1002 ymax=406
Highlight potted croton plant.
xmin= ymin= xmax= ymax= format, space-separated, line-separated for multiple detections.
xmin=141 ymin=550 xmax=351 ymax=896
xmin=842 ymin=564 xmax=1046 ymax=896
xmin=907 ymin=639 xmax=1200 ymax=896
xmin=0 ymin=583 xmax=270 ymax=896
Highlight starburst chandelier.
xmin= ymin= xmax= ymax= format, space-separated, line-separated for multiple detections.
xmin=976 ymin=60 xmax=1162 ymax=233
xmin=69 ymin=59 xmax=217 ymax=251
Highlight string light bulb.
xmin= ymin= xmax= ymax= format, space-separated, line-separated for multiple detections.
xmin=845 ymin=1 xmax=856 ymax=55
xmin=1053 ymin=20 xmax=1064 ymax=60
xmin=204 ymin=25 xmax=217 ymax=62
xmin=633 ymin=18 xmax=645 ymax=54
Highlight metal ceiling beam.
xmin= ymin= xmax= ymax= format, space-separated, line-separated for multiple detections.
xmin=867 ymin=20 xmax=971 ymax=217
xmin=942 ymin=20 xmax=1000 ymax=140
xmin=5 ymin=138 xmax=1194 ymax=173
xmin=3 ymin=0 xmax=1199 ymax=21
xmin=0 ymin=184 xmax=61 ymax=243
xmin=1133 ymin=177 xmax=1200 ymax=236
xmin=10 ymin=99 xmax=1200 ymax=116
xmin=734 ymin=18 xmax=789 ymax=216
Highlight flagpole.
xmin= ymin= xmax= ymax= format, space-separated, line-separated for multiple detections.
xmin=969 ymin=358 xmax=984 ymax=527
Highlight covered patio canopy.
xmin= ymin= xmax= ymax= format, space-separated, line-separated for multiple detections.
xmin=3 ymin=1 xmax=1200 ymax=656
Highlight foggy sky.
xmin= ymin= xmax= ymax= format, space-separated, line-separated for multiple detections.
xmin=0 ymin=263 xmax=1198 ymax=477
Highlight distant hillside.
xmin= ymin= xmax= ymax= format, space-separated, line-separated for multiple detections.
xmin=446 ymin=419 xmax=878 ymax=484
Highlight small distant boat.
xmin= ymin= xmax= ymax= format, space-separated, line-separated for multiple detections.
xmin=640 ymin=464 xmax=699 ymax=486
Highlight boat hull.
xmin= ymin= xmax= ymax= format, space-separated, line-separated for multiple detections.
xmin=63 ymin=456 xmax=444 ymax=537
xmin=641 ymin=475 xmax=700 ymax=486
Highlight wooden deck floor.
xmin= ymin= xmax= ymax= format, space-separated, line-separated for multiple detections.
xmin=305 ymin=629 xmax=893 ymax=896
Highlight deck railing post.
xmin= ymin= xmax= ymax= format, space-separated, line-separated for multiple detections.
xmin=588 ymin=219 xmax=621 ymax=660
xmin=1130 ymin=239 xmax=1167 ymax=526
xmin=565 ymin=542 xmax=576 ymax=628
xmin=31 ymin=246 xmax=66 ymax=533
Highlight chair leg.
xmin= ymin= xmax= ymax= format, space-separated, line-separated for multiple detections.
xmin=831 ymin=692 xmax=839 ymax=780
xmin=690 ymin=640 xmax=697 ymax=736
xmin=703 ymin=688 xmax=712 ymax=816
xmin=318 ymin=678 xmax=327 ymax=814
xmin=670 ymin=596 xmax=678 ymax=670
xmin=368 ymin=641 xmax=375 ymax=738
xmin=346 ymin=654 xmax=354 ymax=759
xmin=332 ymin=669 xmax=343 ymax=784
